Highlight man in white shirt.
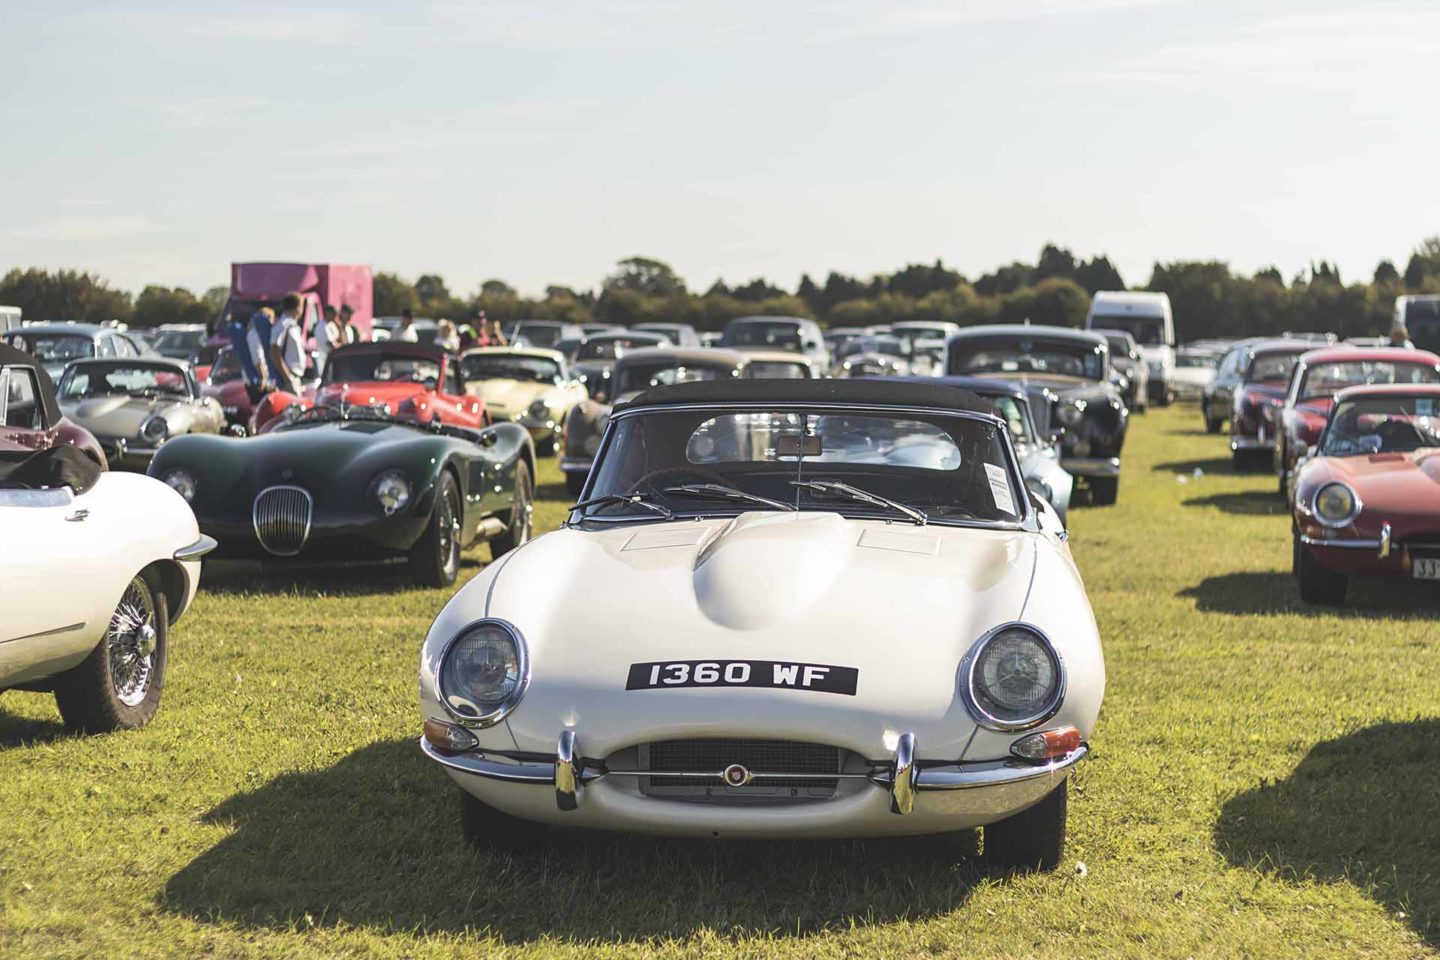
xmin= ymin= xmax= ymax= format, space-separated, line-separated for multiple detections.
xmin=397 ymin=308 xmax=419 ymax=343
xmin=270 ymin=294 xmax=308 ymax=393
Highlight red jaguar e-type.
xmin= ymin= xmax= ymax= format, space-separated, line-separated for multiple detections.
xmin=1230 ymin=339 xmax=1311 ymax=470
xmin=251 ymin=342 xmax=487 ymax=435
xmin=1291 ymin=383 xmax=1440 ymax=603
xmin=1275 ymin=346 xmax=1440 ymax=495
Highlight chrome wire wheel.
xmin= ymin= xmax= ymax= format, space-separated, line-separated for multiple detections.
xmin=107 ymin=577 xmax=157 ymax=708
xmin=439 ymin=485 xmax=461 ymax=580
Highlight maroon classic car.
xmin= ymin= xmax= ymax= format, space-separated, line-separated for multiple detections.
xmin=1291 ymin=383 xmax=1440 ymax=603
xmin=1275 ymin=346 xmax=1440 ymax=495
xmin=1230 ymin=339 xmax=1311 ymax=469
xmin=0 ymin=342 xmax=107 ymax=467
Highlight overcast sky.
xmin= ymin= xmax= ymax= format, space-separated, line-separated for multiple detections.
xmin=2 ymin=0 xmax=1436 ymax=297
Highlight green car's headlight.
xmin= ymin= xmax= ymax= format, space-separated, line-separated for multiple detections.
xmin=370 ymin=470 xmax=411 ymax=517
xmin=164 ymin=469 xmax=196 ymax=502
xmin=961 ymin=624 xmax=1064 ymax=730
xmin=437 ymin=620 xmax=529 ymax=726
xmin=1056 ymin=400 xmax=1086 ymax=428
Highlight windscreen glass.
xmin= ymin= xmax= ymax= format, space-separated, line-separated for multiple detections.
xmin=722 ymin=321 xmax=802 ymax=350
xmin=461 ymin=354 xmax=561 ymax=383
xmin=1299 ymin=360 xmax=1439 ymax=400
xmin=59 ymin=363 xmax=189 ymax=398
xmin=1246 ymin=352 xmax=1299 ymax=383
xmin=948 ymin=340 xmax=1105 ymax=381
xmin=1322 ymin=396 xmax=1440 ymax=455
xmin=325 ymin=353 xmax=440 ymax=384
xmin=1090 ymin=315 xmax=1165 ymax=345
xmin=3 ymin=333 xmax=93 ymax=363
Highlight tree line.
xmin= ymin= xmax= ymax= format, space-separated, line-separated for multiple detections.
xmin=4 ymin=238 xmax=1438 ymax=343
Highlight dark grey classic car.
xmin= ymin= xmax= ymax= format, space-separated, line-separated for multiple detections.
xmin=946 ymin=325 xmax=1128 ymax=505
xmin=2 ymin=323 xmax=144 ymax=381
xmin=56 ymin=358 xmax=224 ymax=470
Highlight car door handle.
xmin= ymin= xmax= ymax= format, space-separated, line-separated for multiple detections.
xmin=66 ymin=509 xmax=89 ymax=522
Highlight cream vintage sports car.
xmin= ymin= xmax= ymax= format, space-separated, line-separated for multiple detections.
xmin=0 ymin=445 xmax=212 ymax=731
xmin=459 ymin=347 xmax=587 ymax=455
xmin=419 ymin=378 xmax=1104 ymax=870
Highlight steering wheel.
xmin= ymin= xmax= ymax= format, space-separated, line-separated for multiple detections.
xmin=627 ymin=465 xmax=731 ymax=496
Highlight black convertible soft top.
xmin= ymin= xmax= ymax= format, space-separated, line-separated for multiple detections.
xmin=0 ymin=445 xmax=102 ymax=494
xmin=619 ymin=376 xmax=993 ymax=415
xmin=0 ymin=341 xmax=62 ymax=426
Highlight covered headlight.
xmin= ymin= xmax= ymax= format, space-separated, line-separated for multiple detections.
xmin=1313 ymin=482 xmax=1359 ymax=527
xmin=140 ymin=415 xmax=169 ymax=444
xmin=961 ymin=624 xmax=1064 ymax=730
xmin=163 ymin=468 xmax=196 ymax=502
xmin=437 ymin=620 xmax=528 ymax=726
xmin=527 ymin=398 xmax=551 ymax=420
xmin=1056 ymin=399 xmax=1086 ymax=427
xmin=370 ymin=469 xmax=411 ymax=517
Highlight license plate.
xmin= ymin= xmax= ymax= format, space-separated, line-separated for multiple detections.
xmin=1414 ymin=558 xmax=1440 ymax=581
xmin=626 ymin=659 xmax=858 ymax=696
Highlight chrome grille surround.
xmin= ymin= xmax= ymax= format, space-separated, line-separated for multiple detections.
xmin=636 ymin=738 xmax=845 ymax=804
xmin=252 ymin=485 xmax=313 ymax=557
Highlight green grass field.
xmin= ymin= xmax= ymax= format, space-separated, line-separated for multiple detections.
xmin=3 ymin=404 xmax=1438 ymax=959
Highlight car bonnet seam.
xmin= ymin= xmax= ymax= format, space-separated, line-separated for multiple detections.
xmin=1016 ymin=537 xmax=1039 ymax=621
xmin=482 ymin=550 xmax=521 ymax=618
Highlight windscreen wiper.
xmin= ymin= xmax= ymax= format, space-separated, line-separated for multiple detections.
xmin=663 ymin=483 xmax=795 ymax=512
xmin=789 ymin=480 xmax=928 ymax=525
xmin=569 ymin=493 xmax=673 ymax=520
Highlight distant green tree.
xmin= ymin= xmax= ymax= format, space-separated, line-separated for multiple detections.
xmin=731 ymin=278 xmax=786 ymax=302
xmin=1075 ymin=256 xmax=1125 ymax=295
xmin=818 ymin=272 xmax=868 ymax=314
xmin=1254 ymin=266 xmax=1285 ymax=285
xmin=973 ymin=262 xmax=1032 ymax=297
xmin=1034 ymin=244 xmax=1077 ymax=282
xmin=202 ymin=285 xmax=230 ymax=311
xmin=705 ymin=279 xmax=733 ymax=297
xmin=479 ymin=279 xmax=515 ymax=297
xmin=796 ymin=273 xmax=820 ymax=313
xmin=887 ymin=260 xmax=963 ymax=298
xmin=132 ymin=285 xmax=210 ymax=328
xmin=1373 ymin=260 xmax=1400 ymax=286
xmin=1403 ymin=237 xmax=1440 ymax=291
xmin=372 ymin=272 xmax=419 ymax=315
xmin=0 ymin=268 xmax=132 ymax=324
xmin=414 ymin=274 xmax=451 ymax=310
xmin=603 ymin=256 xmax=686 ymax=297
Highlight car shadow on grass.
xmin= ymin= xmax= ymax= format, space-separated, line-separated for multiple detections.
xmin=535 ymin=479 xmax=572 ymax=503
xmin=1151 ymin=456 xmax=1236 ymax=475
xmin=197 ymin=555 xmax=489 ymax=599
xmin=1181 ymin=491 xmax=1288 ymax=516
xmin=163 ymin=739 xmax=982 ymax=942
xmin=1179 ymin=571 xmax=1436 ymax=617
xmin=0 ymin=707 xmax=67 ymax=751
xmin=1215 ymin=719 xmax=1440 ymax=948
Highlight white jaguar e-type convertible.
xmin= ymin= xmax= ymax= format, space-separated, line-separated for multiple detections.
xmin=1 ymin=446 xmax=213 ymax=731
xmin=419 ymin=379 xmax=1105 ymax=870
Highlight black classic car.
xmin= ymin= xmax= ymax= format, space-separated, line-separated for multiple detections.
xmin=568 ymin=331 xmax=673 ymax=404
xmin=946 ymin=325 xmax=1128 ymax=505
xmin=148 ymin=406 xmax=535 ymax=586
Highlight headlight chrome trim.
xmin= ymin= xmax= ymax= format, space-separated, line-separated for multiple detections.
xmin=435 ymin=618 xmax=531 ymax=729
xmin=959 ymin=621 xmax=1066 ymax=732
xmin=140 ymin=415 xmax=169 ymax=445
xmin=1311 ymin=481 xmax=1361 ymax=528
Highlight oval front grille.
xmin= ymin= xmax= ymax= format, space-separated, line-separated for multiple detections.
xmin=252 ymin=485 xmax=313 ymax=557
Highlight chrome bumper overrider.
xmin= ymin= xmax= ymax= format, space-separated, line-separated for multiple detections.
xmin=1060 ymin=456 xmax=1120 ymax=477
xmin=1230 ymin=435 xmax=1269 ymax=451
xmin=559 ymin=456 xmax=593 ymax=474
xmin=420 ymin=730 xmax=1089 ymax=816
xmin=1300 ymin=522 xmax=1391 ymax=558
xmin=173 ymin=535 xmax=219 ymax=562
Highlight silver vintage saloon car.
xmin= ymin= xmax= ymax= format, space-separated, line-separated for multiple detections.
xmin=420 ymin=378 xmax=1104 ymax=871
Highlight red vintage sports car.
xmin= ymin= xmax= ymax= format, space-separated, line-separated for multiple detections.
xmin=0 ymin=341 xmax=107 ymax=467
xmin=1291 ymin=382 xmax=1440 ymax=603
xmin=1275 ymin=346 xmax=1440 ymax=495
xmin=252 ymin=342 xmax=486 ymax=435
xmin=1230 ymin=339 xmax=1312 ymax=469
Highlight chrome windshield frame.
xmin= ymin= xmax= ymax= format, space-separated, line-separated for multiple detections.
xmin=573 ymin=400 xmax=1037 ymax=532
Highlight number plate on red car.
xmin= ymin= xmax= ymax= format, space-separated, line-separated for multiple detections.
xmin=626 ymin=660 xmax=858 ymax=695
xmin=1413 ymin=558 xmax=1440 ymax=580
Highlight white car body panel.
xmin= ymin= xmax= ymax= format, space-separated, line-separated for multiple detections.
xmin=419 ymin=506 xmax=1105 ymax=837
xmin=0 ymin=472 xmax=204 ymax=686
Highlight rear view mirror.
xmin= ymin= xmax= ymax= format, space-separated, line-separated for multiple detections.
xmin=777 ymin=434 xmax=822 ymax=457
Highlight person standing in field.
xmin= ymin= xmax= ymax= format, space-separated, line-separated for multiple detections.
xmin=340 ymin=304 xmax=361 ymax=343
xmin=436 ymin=318 xmax=459 ymax=351
xmin=1390 ymin=321 xmax=1415 ymax=349
xmin=245 ymin=308 xmax=274 ymax=402
xmin=270 ymin=294 xmax=307 ymax=393
xmin=322 ymin=305 xmax=344 ymax=350
xmin=397 ymin=308 xmax=419 ymax=343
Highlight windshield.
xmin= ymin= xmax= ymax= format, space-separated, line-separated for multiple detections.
xmin=838 ymin=336 xmax=906 ymax=359
xmin=1405 ymin=300 xmax=1440 ymax=351
xmin=1177 ymin=353 xmax=1217 ymax=369
xmin=747 ymin=360 xmax=810 ymax=379
xmin=207 ymin=349 xmax=241 ymax=383
xmin=1100 ymin=335 xmax=1133 ymax=357
xmin=325 ymin=353 xmax=440 ymax=385
xmin=581 ymin=407 xmax=1023 ymax=526
xmin=1246 ymin=351 xmax=1299 ymax=383
xmin=722 ymin=321 xmax=802 ymax=351
xmin=948 ymin=341 xmax=1105 ymax=381
xmin=512 ymin=324 xmax=564 ymax=348
xmin=152 ymin=330 xmax=205 ymax=356
xmin=1322 ymin=396 xmax=1440 ymax=455
xmin=615 ymin=361 xmax=732 ymax=396
xmin=1300 ymin=360 xmax=1439 ymax=401
xmin=59 ymin=363 xmax=189 ymax=399
xmin=3 ymin=332 xmax=93 ymax=363
xmin=461 ymin=354 xmax=561 ymax=383
xmin=986 ymin=395 xmax=1034 ymax=446
xmin=577 ymin=336 xmax=662 ymax=361
xmin=1090 ymin=315 xmax=1165 ymax=345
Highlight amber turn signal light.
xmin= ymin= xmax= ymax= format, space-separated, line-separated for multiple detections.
xmin=1010 ymin=725 xmax=1082 ymax=761
xmin=424 ymin=718 xmax=479 ymax=754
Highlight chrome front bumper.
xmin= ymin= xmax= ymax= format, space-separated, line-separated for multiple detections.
xmin=420 ymin=730 xmax=1089 ymax=817
xmin=1230 ymin=434 xmax=1269 ymax=451
xmin=1300 ymin=522 xmax=1392 ymax=559
xmin=1060 ymin=456 xmax=1120 ymax=478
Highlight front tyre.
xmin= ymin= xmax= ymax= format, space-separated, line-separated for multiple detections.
xmin=985 ymin=780 xmax=1067 ymax=872
xmin=53 ymin=575 xmax=168 ymax=733
xmin=460 ymin=790 xmax=549 ymax=851
xmin=1295 ymin=534 xmax=1347 ymax=605
xmin=490 ymin=459 xmax=533 ymax=558
xmin=1088 ymin=476 xmax=1119 ymax=506
xmin=410 ymin=472 xmax=462 ymax=587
